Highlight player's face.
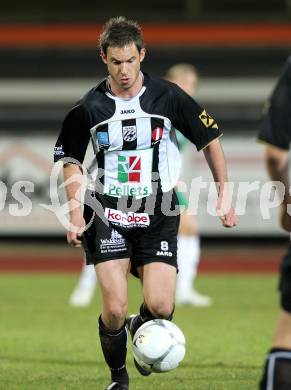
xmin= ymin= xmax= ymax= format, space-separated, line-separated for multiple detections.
xmin=172 ymin=72 xmax=198 ymax=97
xmin=102 ymin=43 xmax=145 ymax=91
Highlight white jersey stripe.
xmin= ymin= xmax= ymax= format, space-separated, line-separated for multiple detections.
xmin=136 ymin=117 xmax=152 ymax=149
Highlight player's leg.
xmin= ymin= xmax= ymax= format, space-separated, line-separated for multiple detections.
xmin=69 ymin=258 xmax=97 ymax=307
xmin=260 ymin=245 xmax=291 ymax=389
xmin=96 ymin=258 xmax=130 ymax=390
xmin=125 ymin=197 xmax=179 ymax=375
xmin=127 ymin=262 xmax=176 ymax=376
xmin=175 ymin=197 xmax=212 ymax=306
xmin=82 ymin=198 xmax=131 ymax=389
xmin=141 ymin=261 xmax=176 ymax=317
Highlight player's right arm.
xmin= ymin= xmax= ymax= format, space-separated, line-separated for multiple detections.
xmin=63 ymin=163 xmax=85 ymax=247
xmin=54 ymin=103 xmax=92 ymax=246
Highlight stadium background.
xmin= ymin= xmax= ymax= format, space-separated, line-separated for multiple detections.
xmin=1 ymin=1 xmax=291 ymax=389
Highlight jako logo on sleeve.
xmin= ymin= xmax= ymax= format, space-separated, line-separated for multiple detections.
xmin=54 ymin=145 xmax=64 ymax=156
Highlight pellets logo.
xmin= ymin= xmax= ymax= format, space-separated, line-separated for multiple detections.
xmin=152 ymin=127 xmax=163 ymax=142
xmin=199 ymin=110 xmax=218 ymax=129
xmin=105 ymin=208 xmax=150 ymax=228
xmin=118 ymin=155 xmax=141 ymax=183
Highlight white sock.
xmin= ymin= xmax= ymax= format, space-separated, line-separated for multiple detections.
xmin=77 ymin=260 xmax=97 ymax=289
xmin=176 ymin=235 xmax=200 ymax=298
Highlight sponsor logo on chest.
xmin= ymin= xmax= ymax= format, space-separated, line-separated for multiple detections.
xmin=96 ymin=131 xmax=110 ymax=150
xmin=122 ymin=126 xmax=137 ymax=142
xmin=105 ymin=208 xmax=150 ymax=228
xmin=118 ymin=155 xmax=141 ymax=182
xmin=152 ymin=127 xmax=163 ymax=144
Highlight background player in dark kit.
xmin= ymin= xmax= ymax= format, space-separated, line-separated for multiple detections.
xmin=258 ymin=56 xmax=291 ymax=390
xmin=54 ymin=16 xmax=237 ymax=390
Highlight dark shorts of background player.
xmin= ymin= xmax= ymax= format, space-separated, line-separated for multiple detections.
xmin=279 ymin=242 xmax=291 ymax=313
xmin=82 ymin=191 xmax=180 ymax=278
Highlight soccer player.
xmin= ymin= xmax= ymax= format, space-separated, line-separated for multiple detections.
xmin=166 ymin=64 xmax=212 ymax=306
xmin=54 ymin=17 xmax=237 ymax=390
xmin=69 ymin=64 xmax=211 ymax=308
xmin=258 ymin=57 xmax=291 ymax=389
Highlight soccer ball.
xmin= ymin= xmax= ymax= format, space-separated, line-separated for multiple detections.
xmin=132 ymin=319 xmax=186 ymax=373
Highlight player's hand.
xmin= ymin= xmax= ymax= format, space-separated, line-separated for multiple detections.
xmin=67 ymin=212 xmax=86 ymax=247
xmin=216 ymin=191 xmax=238 ymax=228
xmin=280 ymin=201 xmax=291 ymax=232
xmin=217 ymin=206 xmax=238 ymax=228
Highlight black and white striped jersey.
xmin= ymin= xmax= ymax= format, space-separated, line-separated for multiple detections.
xmin=54 ymin=73 xmax=222 ymax=198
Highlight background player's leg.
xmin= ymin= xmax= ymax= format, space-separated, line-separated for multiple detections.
xmin=273 ymin=309 xmax=291 ymax=348
xmin=260 ymin=311 xmax=291 ymax=390
xmin=176 ymin=212 xmax=212 ymax=306
xmin=95 ymin=258 xmax=130 ymax=389
xmin=260 ymin=247 xmax=291 ymax=389
xmin=69 ymin=258 xmax=97 ymax=307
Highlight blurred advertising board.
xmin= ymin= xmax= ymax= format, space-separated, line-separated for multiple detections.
xmin=0 ymin=134 xmax=287 ymax=236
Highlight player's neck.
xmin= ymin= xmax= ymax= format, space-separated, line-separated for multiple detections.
xmin=108 ymin=72 xmax=144 ymax=100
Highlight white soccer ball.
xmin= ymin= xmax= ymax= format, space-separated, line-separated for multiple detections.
xmin=132 ymin=319 xmax=186 ymax=373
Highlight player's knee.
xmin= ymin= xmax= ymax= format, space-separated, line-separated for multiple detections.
xmin=147 ymin=301 xmax=174 ymax=319
xmin=104 ymin=301 xmax=128 ymax=325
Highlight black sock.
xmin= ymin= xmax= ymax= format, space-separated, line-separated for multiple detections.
xmin=130 ymin=303 xmax=174 ymax=337
xmin=98 ymin=316 xmax=129 ymax=385
xmin=260 ymin=348 xmax=291 ymax=390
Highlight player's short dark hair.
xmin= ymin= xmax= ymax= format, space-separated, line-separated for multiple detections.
xmin=99 ymin=16 xmax=144 ymax=54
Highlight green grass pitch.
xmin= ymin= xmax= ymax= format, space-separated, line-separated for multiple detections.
xmin=0 ymin=273 xmax=278 ymax=389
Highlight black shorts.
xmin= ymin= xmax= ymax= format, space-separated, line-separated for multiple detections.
xmin=279 ymin=242 xmax=291 ymax=312
xmin=82 ymin=190 xmax=180 ymax=277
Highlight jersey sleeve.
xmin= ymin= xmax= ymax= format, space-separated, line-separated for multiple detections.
xmin=258 ymin=61 xmax=291 ymax=151
xmin=54 ymin=103 xmax=92 ymax=164
xmin=170 ymin=84 xmax=222 ymax=151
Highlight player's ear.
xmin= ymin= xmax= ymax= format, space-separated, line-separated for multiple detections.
xmin=139 ymin=48 xmax=146 ymax=63
xmin=100 ymin=50 xmax=107 ymax=64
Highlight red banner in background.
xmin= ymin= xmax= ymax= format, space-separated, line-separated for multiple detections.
xmin=0 ymin=24 xmax=291 ymax=47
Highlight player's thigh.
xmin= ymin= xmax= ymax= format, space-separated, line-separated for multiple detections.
xmin=95 ymin=258 xmax=130 ymax=312
xmin=140 ymin=262 xmax=176 ymax=317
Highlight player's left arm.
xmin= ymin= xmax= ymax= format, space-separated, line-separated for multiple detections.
xmin=203 ymin=138 xmax=238 ymax=228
